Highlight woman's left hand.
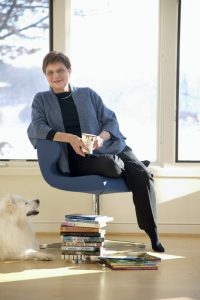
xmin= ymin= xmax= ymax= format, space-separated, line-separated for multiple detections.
xmin=93 ymin=135 xmax=104 ymax=150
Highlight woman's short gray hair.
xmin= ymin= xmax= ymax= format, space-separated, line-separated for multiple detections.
xmin=42 ymin=51 xmax=71 ymax=73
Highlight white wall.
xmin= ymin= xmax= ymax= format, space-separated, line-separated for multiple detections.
xmin=0 ymin=164 xmax=199 ymax=234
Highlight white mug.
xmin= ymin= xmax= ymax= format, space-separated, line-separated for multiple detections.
xmin=82 ymin=133 xmax=96 ymax=154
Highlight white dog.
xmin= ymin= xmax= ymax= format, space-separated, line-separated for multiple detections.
xmin=0 ymin=194 xmax=53 ymax=261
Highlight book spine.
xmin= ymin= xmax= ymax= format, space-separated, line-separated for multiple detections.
xmin=110 ymin=266 xmax=158 ymax=270
xmin=62 ymin=242 xmax=103 ymax=247
xmin=60 ymin=226 xmax=102 ymax=233
xmin=61 ymin=221 xmax=106 ymax=228
xmin=65 ymin=215 xmax=113 ymax=222
xmin=64 ymin=219 xmax=100 ymax=224
xmin=60 ymin=232 xmax=104 ymax=237
xmin=61 ymin=246 xmax=101 ymax=251
xmin=62 ymin=236 xmax=105 ymax=242
xmin=61 ymin=250 xmax=101 ymax=256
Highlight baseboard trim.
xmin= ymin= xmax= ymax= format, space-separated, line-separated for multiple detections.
xmin=32 ymin=221 xmax=200 ymax=234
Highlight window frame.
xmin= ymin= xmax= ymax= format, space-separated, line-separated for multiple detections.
xmin=1 ymin=0 xmax=199 ymax=179
xmin=27 ymin=0 xmax=53 ymax=162
xmin=175 ymin=0 xmax=200 ymax=163
xmin=0 ymin=0 xmax=53 ymax=163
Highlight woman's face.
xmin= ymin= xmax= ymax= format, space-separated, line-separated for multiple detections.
xmin=45 ymin=62 xmax=71 ymax=93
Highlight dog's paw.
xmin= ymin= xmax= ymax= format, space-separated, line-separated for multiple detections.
xmin=36 ymin=252 xmax=54 ymax=261
xmin=24 ymin=249 xmax=54 ymax=261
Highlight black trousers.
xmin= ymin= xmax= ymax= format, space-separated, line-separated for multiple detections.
xmin=69 ymin=146 xmax=157 ymax=231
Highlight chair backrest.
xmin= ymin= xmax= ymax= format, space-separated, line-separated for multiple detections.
xmin=37 ymin=140 xmax=129 ymax=195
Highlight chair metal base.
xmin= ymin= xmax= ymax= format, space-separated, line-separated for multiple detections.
xmin=92 ymin=194 xmax=100 ymax=215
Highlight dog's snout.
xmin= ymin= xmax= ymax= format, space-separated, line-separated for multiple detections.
xmin=35 ymin=199 xmax=40 ymax=204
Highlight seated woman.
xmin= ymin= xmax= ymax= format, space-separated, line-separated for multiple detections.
xmin=27 ymin=51 xmax=165 ymax=252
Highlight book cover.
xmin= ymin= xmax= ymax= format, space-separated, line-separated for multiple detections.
xmin=99 ymin=240 xmax=161 ymax=270
xmin=104 ymin=239 xmax=146 ymax=250
xmin=100 ymin=253 xmax=161 ymax=261
xmin=101 ymin=258 xmax=158 ymax=270
xmin=64 ymin=214 xmax=113 ymax=223
xmin=101 ymin=239 xmax=146 ymax=258
xmin=142 ymin=253 xmax=161 ymax=261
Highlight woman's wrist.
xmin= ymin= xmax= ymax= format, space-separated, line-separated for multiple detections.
xmin=53 ymin=132 xmax=72 ymax=143
xmin=98 ymin=130 xmax=111 ymax=142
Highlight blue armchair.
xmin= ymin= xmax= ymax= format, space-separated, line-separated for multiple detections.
xmin=36 ymin=140 xmax=130 ymax=214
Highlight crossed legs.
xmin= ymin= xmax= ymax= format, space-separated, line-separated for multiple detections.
xmin=71 ymin=147 xmax=165 ymax=252
xmin=118 ymin=146 xmax=164 ymax=252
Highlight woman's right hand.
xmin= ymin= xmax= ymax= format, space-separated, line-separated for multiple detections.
xmin=53 ymin=132 xmax=87 ymax=156
xmin=68 ymin=134 xmax=87 ymax=156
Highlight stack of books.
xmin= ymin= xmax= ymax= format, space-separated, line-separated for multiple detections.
xmin=60 ymin=214 xmax=113 ymax=262
xmin=99 ymin=240 xmax=161 ymax=270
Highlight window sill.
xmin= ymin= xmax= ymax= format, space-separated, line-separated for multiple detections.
xmin=150 ymin=165 xmax=200 ymax=178
xmin=0 ymin=161 xmax=200 ymax=178
xmin=0 ymin=161 xmax=40 ymax=176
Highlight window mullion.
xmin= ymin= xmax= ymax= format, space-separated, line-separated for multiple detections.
xmin=157 ymin=0 xmax=179 ymax=166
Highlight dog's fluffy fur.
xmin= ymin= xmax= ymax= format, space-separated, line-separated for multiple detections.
xmin=0 ymin=194 xmax=53 ymax=261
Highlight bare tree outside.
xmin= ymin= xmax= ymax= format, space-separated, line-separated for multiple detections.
xmin=0 ymin=0 xmax=49 ymax=159
xmin=0 ymin=0 xmax=48 ymax=58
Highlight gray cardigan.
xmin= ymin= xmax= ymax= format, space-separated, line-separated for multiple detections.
xmin=27 ymin=85 xmax=126 ymax=173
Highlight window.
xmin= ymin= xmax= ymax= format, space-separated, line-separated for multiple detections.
xmin=176 ymin=0 xmax=200 ymax=162
xmin=70 ymin=0 xmax=159 ymax=161
xmin=0 ymin=0 xmax=51 ymax=160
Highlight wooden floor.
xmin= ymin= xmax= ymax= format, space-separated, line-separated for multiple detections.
xmin=0 ymin=233 xmax=200 ymax=300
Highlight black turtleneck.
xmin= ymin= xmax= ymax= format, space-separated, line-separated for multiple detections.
xmin=46 ymin=91 xmax=82 ymax=173
xmin=46 ymin=91 xmax=82 ymax=140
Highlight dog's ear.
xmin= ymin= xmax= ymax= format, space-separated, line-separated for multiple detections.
xmin=6 ymin=195 xmax=16 ymax=214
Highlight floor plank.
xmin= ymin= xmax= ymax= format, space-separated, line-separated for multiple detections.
xmin=0 ymin=233 xmax=200 ymax=300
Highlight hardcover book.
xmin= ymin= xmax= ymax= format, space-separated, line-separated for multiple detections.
xmin=60 ymin=214 xmax=112 ymax=262
xmin=62 ymin=242 xmax=103 ymax=247
xmin=61 ymin=232 xmax=105 ymax=237
xmin=99 ymin=240 xmax=161 ymax=270
xmin=101 ymin=239 xmax=146 ymax=258
xmin=103 ymin=239 xmax=146 ymax=250
xmin=61 ymin=221 xmax=107 ymax=228
xmin=64 ymin=214 xmax=113 ymax=223
xmin=60 ymin=226 xmax=105 ymax=233
xmin=61 ymin=245 xmax=101 ymax=251
xmin=100 ymin=252 xmax=161 ymax=261
xmin=62 ymin=236 xmax=105 ymax=243
xmin=61 ymin=250 xmax=101 ymax=256
xmin=101 ymin=259 xmax=158 ymax=270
